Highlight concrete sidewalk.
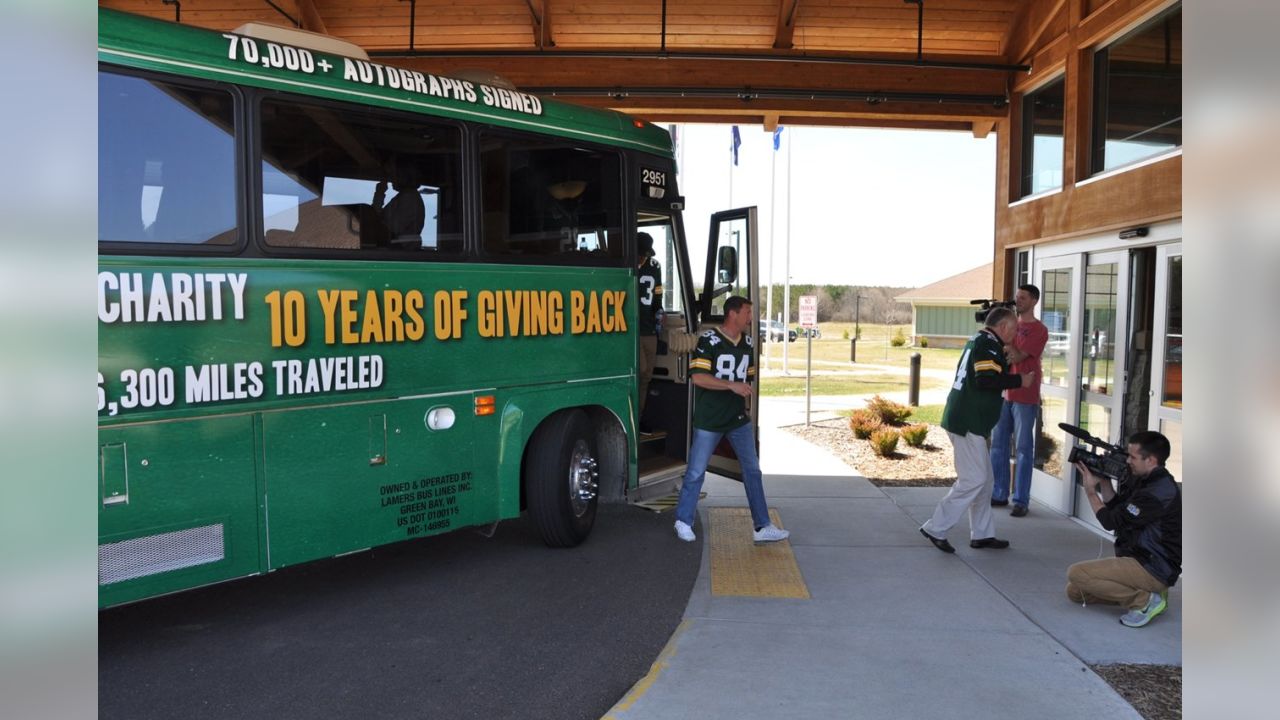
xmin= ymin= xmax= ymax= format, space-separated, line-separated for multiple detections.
xmin=605 ymin=424 xmax=1181 ymax=720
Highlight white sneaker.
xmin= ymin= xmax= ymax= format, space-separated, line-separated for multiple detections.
xmin=752 ymin=524 xmax=790 ymax=544
xmin=674 ymin=520 xmax=696 ymax=542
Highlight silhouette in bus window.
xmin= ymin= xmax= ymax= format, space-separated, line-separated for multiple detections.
xmin=373 ymin=169 xmax=426 ymax=246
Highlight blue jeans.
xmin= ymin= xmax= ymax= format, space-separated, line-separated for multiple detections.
xmin=675 ymin=422 xmax=771 ymax=531
xmin=989 ymin=401 xmax=1037 ymax=507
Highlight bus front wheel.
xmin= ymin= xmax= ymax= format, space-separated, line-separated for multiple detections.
xmin=525 ymin=410 xmax=598 ymax=547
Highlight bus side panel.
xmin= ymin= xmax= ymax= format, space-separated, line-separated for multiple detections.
xmin=494 ymin=379 xmax=635 ymax=518
xmin=261 ymin=395 xmax=485 ymax=569
xmin=98 ymin=416 xmax=260 ymax=608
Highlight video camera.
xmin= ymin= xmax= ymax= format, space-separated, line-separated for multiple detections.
xmin=970 ymin=298 xmax=1016 ymax=323
xmin=1058 ymin=422 xmax=1130 ymax=482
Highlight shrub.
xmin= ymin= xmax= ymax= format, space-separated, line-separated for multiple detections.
xmin=901 ymin=423 xmax=930 ymax=448
xmin=865 ymin=394 xmax=913 ymax=426
xmin=890 ymin=328 xmax=907 ymax=347
xmin=918 ymin=336 xmax=929 ymax=348
xmin=848 ymin=410 xmax=882 ymax=439
xmin=842 ymin=328 xmax=850 ymax=340
xmin=870 ymin=428 xmax=900 ymax=457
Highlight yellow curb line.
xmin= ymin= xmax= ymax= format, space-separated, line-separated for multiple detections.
xmin=599 ymin=618 xmax=691 ymax=719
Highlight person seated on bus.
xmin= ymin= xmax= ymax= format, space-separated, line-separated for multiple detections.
xmin=372 ymin=162 xmax=425 ymax=244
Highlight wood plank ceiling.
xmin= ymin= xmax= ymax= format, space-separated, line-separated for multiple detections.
xmin=100 ymin=0 xmax=1058 ymax=133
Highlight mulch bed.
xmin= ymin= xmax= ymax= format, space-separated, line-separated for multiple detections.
xmin=786 ymin=418 xmax=1181 ymax=720
xmin=784 ymin=417 xmax=957 ymax=487
xmin=1092 ymin=664 xmax=1181 ymax=720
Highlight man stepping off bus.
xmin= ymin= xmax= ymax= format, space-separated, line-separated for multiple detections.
xmin=673 ymin=296 xmax=789 ymax=545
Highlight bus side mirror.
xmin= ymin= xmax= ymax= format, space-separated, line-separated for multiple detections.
xmin=717 ymin=246 xmax=738 ymax=284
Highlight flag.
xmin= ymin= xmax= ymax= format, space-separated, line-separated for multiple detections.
xmin=731 ymin=125 xmax=741 ymax=166
xmin=773 ymin=126 xmax=784 ymax=151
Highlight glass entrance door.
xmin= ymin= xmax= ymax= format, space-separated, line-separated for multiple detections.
xmin=1150 ymin=244 xmax=1183 ymax=480
xmin=1031 ymin=255 xmax=1082 ymax=512
xmin=1072 ymin=252 xmax=1131 ymax=528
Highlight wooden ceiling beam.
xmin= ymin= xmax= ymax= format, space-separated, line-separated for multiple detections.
xmin=620 ymin=107 xmax=988 ymax=133
xmin=527 ymin=0 xmax=555 ymax=49
xmin=773 ymin=0 xmax=799 ymax=50
xmin=394 ymin=56 xmax=1008 ymax=97
xmin=271 ymin=0 xmax=328 ymax=33
xmin=1006 ymin=0 xmax=1068 ymax=64
xmin=971 ymin=119 xmax=996 ymax=138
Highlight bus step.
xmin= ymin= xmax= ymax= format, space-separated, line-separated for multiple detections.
xmin=633 ymin=491 xmax=704 ymax=513
xmin=639 ymin=429 xmax=668 ymax=443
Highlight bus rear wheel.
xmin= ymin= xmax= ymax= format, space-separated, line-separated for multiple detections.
xmin=525 ymin=410 xmax=598 ymax=547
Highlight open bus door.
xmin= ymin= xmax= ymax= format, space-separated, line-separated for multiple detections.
xmin=697 ymin=207 xmax=760 ymax=482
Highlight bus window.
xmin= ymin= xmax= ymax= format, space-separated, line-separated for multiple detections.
xmin=479 ymin=133 xmax=622 ymax=263
xmin=258 ymin=98 xmax=463 ymax=254
xmin=98 ymin=72 xmax=237 ymax=246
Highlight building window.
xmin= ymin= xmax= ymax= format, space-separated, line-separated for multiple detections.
xmin=1013 ymin=249 xmax=1031 ymax=296
xmin=1019 ymin=76 xmax=1065 ymax=198
xmin=1091 ymin=4 xmax=1182 ymax=175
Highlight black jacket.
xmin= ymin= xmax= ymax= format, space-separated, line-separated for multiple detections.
xmin=1096 ymin=467 xmax=1182 ymax=586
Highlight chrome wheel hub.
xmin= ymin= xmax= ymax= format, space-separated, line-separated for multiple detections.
xmin=568 ymin=439 xmax=599 ymax=516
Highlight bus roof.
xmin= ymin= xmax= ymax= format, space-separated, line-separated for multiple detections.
xmin=98 ymin=8 xmax=674 ymax=157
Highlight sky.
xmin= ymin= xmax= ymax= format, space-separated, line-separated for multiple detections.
xmin=672 ymin=123 xmax=997 ymax=289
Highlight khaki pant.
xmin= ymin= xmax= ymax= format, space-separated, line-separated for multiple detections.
xmin=922 ymin=431 xmax=996 ymax=541
xmin=1066 ymin=556 xmax=1167 ymax=610
xmin=638 ymin=335 xmax=658 ymax=415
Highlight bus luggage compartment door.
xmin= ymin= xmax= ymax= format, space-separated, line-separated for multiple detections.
xmin=261 ymin=396 xmax=485 ymax=569
xmin=97 ymin=415 xmax=260 ymax=607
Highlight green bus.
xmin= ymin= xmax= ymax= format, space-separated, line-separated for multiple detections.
xmin=98 ymin=8 xmax=760 ymax=607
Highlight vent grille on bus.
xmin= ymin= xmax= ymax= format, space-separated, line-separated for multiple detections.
xmin=98 ymin=524 xmax=225 ymax=585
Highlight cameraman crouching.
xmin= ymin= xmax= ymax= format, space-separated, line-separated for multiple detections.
xmin=1067 ymin=431 xmax=1181 ymax=628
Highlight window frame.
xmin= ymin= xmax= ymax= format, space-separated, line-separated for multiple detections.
xmin=250 ymin=89 xmax=471 ymax=263
xmin=474 ymin=125 xmax=628 ymax=269
xmin=97 ymin=65 xmax=249 ymax=257
xmin=1089 ymin=3 xmax=1182 ymax=178
xmin=1018 ymin=74 xmax=1067 ymax=199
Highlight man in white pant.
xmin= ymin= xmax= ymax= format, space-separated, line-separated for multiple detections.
xmin=921 ymin=307 xmax=1036 ymax=553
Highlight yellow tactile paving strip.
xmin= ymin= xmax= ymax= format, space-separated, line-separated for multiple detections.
xmin=709 ymin=508 xmax=810 ymax=599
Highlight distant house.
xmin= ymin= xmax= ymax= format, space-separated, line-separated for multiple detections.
xmin=894 ymin=263 xmax=991 ymax=349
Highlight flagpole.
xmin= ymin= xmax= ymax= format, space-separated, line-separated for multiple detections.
xmin=765 ymin=131 xmax=777 ymax=371
xmin=728 ymin=129 xmax=734 ymax=207
xmin=782 ymin=129 xmax=792 ymax=374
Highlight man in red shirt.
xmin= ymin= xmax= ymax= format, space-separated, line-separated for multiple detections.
xmin=989 ymin=284 xmax=1049 ymax=517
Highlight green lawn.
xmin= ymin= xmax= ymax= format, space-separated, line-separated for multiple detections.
xmin=836 ymin=403 xmax=944 ymax=426
xmin=760 ymin=374 xmax=938 ymax=397
xmin=758 ymin=322 xmax=962 ymax=372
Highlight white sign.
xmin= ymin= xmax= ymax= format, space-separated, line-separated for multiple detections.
xmin=799 ymin=295 xmax=817 ymax=328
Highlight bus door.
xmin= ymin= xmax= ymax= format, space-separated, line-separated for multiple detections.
xmin=698 ymin=207 xmax=760 ymax=482
xmin=635 ymin=211 xmax=697 ymax=486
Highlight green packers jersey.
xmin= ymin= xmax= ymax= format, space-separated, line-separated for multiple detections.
xmin=637 ymin=257 xmax=663 ymax=336
xmin=689 ymin=328 xmax=755 ymax=433
xmin=940 ymin=328 xmax=1016 ymax=437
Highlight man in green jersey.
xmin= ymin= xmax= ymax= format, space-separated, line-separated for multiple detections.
xmin=921 ymin=307 xmax=1035 ymax=553
xmin=636 ymin=232 xmax=663 ymax=429
xmin=673 ymin=296 xmax=790 ymax=544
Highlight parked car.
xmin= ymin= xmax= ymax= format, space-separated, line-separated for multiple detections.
xmin=759 ymin=319 xmax=796 ymax=342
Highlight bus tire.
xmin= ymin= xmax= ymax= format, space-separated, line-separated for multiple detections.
xmin=524 ymin=409 xmax=598 ymax=547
